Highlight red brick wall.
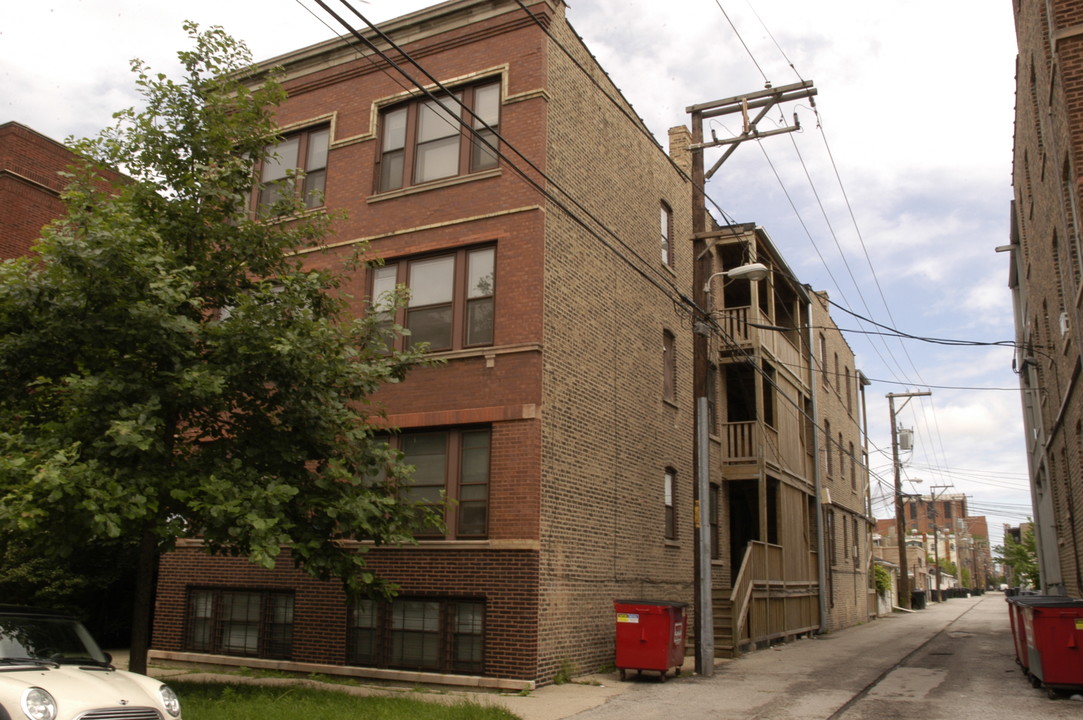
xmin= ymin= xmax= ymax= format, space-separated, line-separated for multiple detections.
xmin=0 ymin=123 xmax=72 ymax=258
xmin=155 ymin=545 xmax=541 ymax=679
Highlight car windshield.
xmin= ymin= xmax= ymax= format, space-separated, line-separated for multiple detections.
xmin=0 ymin=615 xmax=109 ymax=665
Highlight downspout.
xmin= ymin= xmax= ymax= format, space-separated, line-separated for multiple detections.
xmin=804 ymin=287 xmax=828 ymax=632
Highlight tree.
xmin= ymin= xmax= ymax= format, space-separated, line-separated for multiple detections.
xmin=995 ymin=522 xmax=1040 ymax=590
xmin=0 ymin=23 xmax=432 ymax=673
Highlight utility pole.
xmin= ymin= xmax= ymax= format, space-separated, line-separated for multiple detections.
xmin=888 ymin=391 xmax=930 ymax=609
xmin=687 ymin=80 xmax=816 ymax=677
xmin=928 ymin=484 xmax=951 ymax=602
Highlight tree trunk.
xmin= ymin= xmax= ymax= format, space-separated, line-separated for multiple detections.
xmin=127 ymin=529 xmax=158 ymax=675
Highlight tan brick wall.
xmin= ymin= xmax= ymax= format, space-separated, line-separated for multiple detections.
xmin=532 ymin=9 xmax=696 ymax=680
xmin=810 ymin=291 xmax=870 ymax=630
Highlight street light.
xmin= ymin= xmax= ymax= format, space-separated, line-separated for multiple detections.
xmin=702 ymin=263 xmax=769 ymax=292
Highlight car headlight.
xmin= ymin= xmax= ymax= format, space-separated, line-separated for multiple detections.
xmin=21 ymin=687 xmax=57 ymax=720
xmin=159 ymin=684 xmax=181 ymax=718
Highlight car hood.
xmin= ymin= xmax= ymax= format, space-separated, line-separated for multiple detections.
xmin=0 ymin=665 xmax=167 ymax=716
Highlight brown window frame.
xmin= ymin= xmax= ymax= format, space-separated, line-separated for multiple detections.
xmin=663 ymin=330 xmax=676 ymax=404
xmin=184 ymin=588 xmax=294 ymax=660
xmin=254 ymin=125 xmax=330 ymax=215
xmin=370 ymin=245 xmax=495 ymax=352
xmin=664 ymin=468 xmax=677 ymax=540
xmin=381 ymin=427 xmax=492 ymax=540
xmin=347 ymin=596 xmax=485 ymax=674
xmin=660 ymin=201 xmax=673 ymax=266
xmin=375 ymin=80 xmax=501 ymax=193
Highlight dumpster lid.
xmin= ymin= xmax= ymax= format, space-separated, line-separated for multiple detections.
xmin=1017 ymin=596 xmax=1083 ymax=608
xmin=614 ymin=599 xmax=688 ymax=608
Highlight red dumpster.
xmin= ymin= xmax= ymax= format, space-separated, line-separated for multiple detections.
xmin=1021 ymin=597 xmax=1083 ymax=695
xmin=613 ymin=599 xmax=687 ymax=682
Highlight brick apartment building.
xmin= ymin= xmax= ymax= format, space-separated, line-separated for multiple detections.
xmin=1008 ymin=0 xmax=1083 ymax=597
xmin=148 ymin=0 xmax=698 ymax=686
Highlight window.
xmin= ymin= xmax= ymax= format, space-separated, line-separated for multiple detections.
xmin=838 ymin=433 xmax=844 ymax=483
xmin=849 ymin=441 xmax=857 ymax=491
xmin=845 ymin=367 xmax=853 ymax=414
xmin=709 ymin=484 xmax=720 ymax=560
xmin=824 ymin=420 xmax=833 ymax=475
xmin=377 ymin=81 xmax=500 ymax=192
xmin=663 ymin=330 xmax=676 ymax=403
xmin=660 ymin=202 xmax=673 ymax=265
xmin=819 ymin=333 xmax=828 ymax=386
xmin=185 ymin=589 xmax=293 ymax=659
xmin=348 ymin=597 xmax=484 ymax=674
xmin=257 ymin=126 xmax=330 ymax=213
xmin=664 ymin=469 xmax=676 ymax=539
xmin=371 ymin=246 xmax=495 ymax=351
xmin=386 ymin=427 xmax=491 ymax=539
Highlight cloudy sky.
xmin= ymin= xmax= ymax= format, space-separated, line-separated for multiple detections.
xmin=2 ymin=1 xmax=1028 ymax=547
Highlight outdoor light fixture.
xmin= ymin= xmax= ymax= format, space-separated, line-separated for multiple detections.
xmin=702 ymin=262 xmax=769 ymax=292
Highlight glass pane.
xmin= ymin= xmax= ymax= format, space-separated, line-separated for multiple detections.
xmin=417 ymin=95 xmax=462 ymax=142
xmin=262 ymin=136 xmax=299 ymax=182
xmin=468 ymin=248 xmax=495 ymax=298
xmin=408 ymin=256 xmax=454 ymax=307
xmin=471 ymin=128 xmax=498 ymax=171
xmin=382 ymin=107 xmax=407 ymax=152
xmin=380 ymin=149 xmax=404 ymax=192
xmin=408 ymin=306 xmax=453 ymax=349
xmin=458 ymin=503 xmax=487 ymax=535
xmin=351 ymin=600 xmax=376 ymax=628
xmin=457 ymin=603 xmax=484 ymax=633
xmin=224 ymin=592 xmax=260 ymax=621
xmin=473 ymin=83 xmax=500 ymax=128
xmin=303 ymin=169 xmax=326 ymax=208
xmin=455 ymin=635 xmax=482 ymax=663
xmin=415 ymin=136 xmax=460 ymax=183
xmin=461 ymin=431 xmax=490 ymax=483
xmin=259 ymin=178 xmax=294 ymax=211
xmin=306 ymin=128 xmax=330 ymax=171
xmin=372 ymin=264 xmax=398 ymax=310
xmin=466 ymin=298 xmax=493 ymax=346
xmin=460 ymin=484 xmax=487 ymax=501
xmin=403 ymin=433 xmax=447 ymax=484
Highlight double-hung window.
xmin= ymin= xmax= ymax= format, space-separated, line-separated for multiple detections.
xmin=660 ymin=202 xmax=673 ymax=266
xmin=377 ymin=81 xmax=501 ymax=192
xmin=257 ymin=125 xmax=330 ymax=214
xmin=370 ymin=245 xmax=495 ymax=351
xmin=348 ymin=597 xmax=484 ymax=674
xmin=378 ymin=427 xmax=491 ymax=539
xmin=185 ymin=589 xmax=293 ymax=659
xmin=664 ymin=469 xmax=676 ymax=540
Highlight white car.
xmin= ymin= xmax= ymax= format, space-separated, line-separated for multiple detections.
xmin=0 ymin=607 xmax=181 ymax=720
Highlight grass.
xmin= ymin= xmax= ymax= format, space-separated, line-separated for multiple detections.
xmin=169 ymin=681 xmax=522 ymax=720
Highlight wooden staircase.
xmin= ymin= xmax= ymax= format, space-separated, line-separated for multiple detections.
xmin=712 ymin=595 xmax=740 ymax=658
